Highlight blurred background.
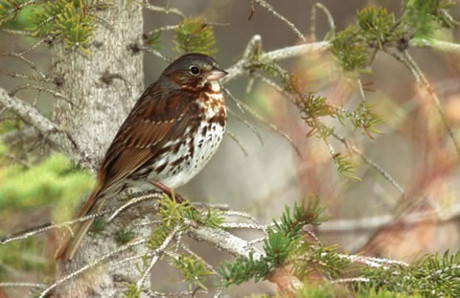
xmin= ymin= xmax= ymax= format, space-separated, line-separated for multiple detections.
xmin=1 ymin=0 xmax=459 ymax=296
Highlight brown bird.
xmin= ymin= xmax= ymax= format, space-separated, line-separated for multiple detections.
xmin=55 ymin=53 xmax=228 ymax=261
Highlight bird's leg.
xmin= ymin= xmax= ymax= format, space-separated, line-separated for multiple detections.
xmin=149 ymin=180 xmax=187 ymax=204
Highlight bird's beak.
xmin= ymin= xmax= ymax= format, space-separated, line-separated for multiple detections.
xmin=206 ymin=67 xmax=228 ymax=81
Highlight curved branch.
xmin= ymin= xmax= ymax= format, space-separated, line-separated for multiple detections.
xmin=222 ymin=39 xmax=331 ymax=83
xmin=0 ymin=87 xmax=86 ymax=166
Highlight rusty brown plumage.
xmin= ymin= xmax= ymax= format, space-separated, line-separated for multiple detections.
xmin=55 ymin=53 xmax=227 ymax=261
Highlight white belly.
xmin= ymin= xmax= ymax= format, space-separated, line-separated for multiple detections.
xmin=153 ymin=121 xmax=225 ymax=188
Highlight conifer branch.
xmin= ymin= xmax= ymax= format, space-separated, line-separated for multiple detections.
xmin=0 ymin=87 xmax=83 ymax=163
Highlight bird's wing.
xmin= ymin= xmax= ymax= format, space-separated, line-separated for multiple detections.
xmin=98 ymin=83 xmax=199 ymax=190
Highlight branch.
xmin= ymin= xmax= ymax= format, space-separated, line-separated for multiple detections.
xmin=222 ymin=38 xmax=330 ymax=83
xmin=252 ymin=0 xmax=306 ymax=42
xmin=39 ymin=238 xmax=148 ymax=298
xmin=319 ymin=204 xmax=460 ymax=233
xmin=136 ymin=225 xmax=180 ymax=289
xmin=0 ymin=87 xmax=86 ymax=166
xmin=222 ymin=36 xmax=458 ymax=84
xmin=410 ymin=38 xmax=460 ymax=53
xmin=186 ymin=220 xmax=264 ymax=259
xmin=139 ymin=0 xmax=185 ymax=19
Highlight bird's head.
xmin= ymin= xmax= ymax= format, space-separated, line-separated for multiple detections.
xmin=162 ymin=53 xmax=227 ymax=91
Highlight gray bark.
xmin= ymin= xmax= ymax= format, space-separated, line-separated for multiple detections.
xmin=53 ymin=1 xmax=147 ymax=297
xmin=53 ymin=1 xmax=144 ymax=171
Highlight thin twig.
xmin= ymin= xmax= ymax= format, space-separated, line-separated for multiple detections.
xmin=385 ymin=49 xmax=460 ymax=157
xmin=39 ymin=238 xmax=148 ymax=298
xmin=331 ymin=277 xmax=370 ymax=284
xmin=223 ymin=39 xmax=330 ymax=84
xmin=0 ymin=210 xmax=110 ymax=245
xmin=140 ymin=0 xmax=185 ymax=19
xmin=227 ymin=107 xmax=264 ymax=146
xmin=191 ymin=202 xmax=230 ymax=210
xmin=403 ymin=50 xmax=460 ymax=157
xmin=220 ymin=222 xmax=269 ymax=231
xmin=223 ymin=210 xmax=261 ymax=225
xmin=319 ymin=204 xmax=460 ymax=232
xmin=5 ymin=51 xmax=47 ymax=79
xmin=20 ymin=36 xmax=53 ymax=55
xmin=338 ymin=253 xmax=409 ymax=268
xmin=108 ymin=193 xmax=162 ymax=222
xmin=171 ymin=243 xmax=219 ymax=274
xmin=0 ymin=28 xmax=34 ymax=36
xmin=253 ymin=0 xmax=306 ymax=42
xmin=332 ymin=131 xmax=405 ymax=196
xmin=9 ymin=83 xmax=72 ymax=105
xmin=356 ymin=78 xmax=366 ymax=102
xmin=0 ymin=282 xmax=47 ymax=289
xmin=310 ymin=2 xmax=336 ymax=41
xmin=223 ymin=87 xmax=245 ymax=115
xmin=225 ymin=130 xmax=249 ymax=157
xmin=410 ymin=38 xmax=460 ymax=53
xmin=229 ymin=74 xmax=302 ymax=157
xmin=136 ymin=225 xmax=180 ymax=289
xmin=138 ymin=44 xmax=170 ymax=62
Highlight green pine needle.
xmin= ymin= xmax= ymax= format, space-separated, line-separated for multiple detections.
xmin=174 ymin=17 xmax=217 ymax=56
xmin=172 ymin=255 xmax=214 ymax=290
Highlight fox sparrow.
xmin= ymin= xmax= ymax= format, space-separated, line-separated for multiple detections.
xmin=55 ymin=53 xmax=228 ymax=261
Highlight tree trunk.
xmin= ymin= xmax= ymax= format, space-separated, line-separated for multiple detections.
xmin=53 ymin=1 xmax=144 ymax=171
xmin=53 ymin=1 xmax=148 ymax=296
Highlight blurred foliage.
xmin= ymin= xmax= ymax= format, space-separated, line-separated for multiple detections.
xmin=173 ymin=17 xmax=217 ymax=56
xmin=362 ymin=251 xmax=460 ymax=297
xmin=330 ymin=1 xmax=458 ymax=73
xmin=0 ymin=237 xmax=48 ymax=280
xmin=246 ymin=37 xmax=382 ymax=179
xmin=0 ymin=0 xmax=108 ymax=53
xmin=218 ymin=200 xmax=460 ymax=297
xmin=0 ymin=0 xmax=458 ymax=296
xmin=0 ymin=147 xmax=92 ymax=281
xmin=402 ymin=0 xmax=457 ymax=37
xmin=0 ymin=151 xmax=93 ymax=219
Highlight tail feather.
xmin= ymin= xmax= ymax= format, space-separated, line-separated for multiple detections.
xmin=55 ymin=186 xmax=104 ymax=261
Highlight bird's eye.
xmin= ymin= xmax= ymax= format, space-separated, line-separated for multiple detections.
xmin=189 ymin=66 xmax=200 ymax=75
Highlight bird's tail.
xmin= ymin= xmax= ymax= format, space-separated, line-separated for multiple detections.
xmin=55 ymin=185 xmax=104 ymax=261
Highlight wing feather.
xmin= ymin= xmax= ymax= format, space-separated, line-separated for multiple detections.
xmin=98 ymin=83 xmax=196 ymax=190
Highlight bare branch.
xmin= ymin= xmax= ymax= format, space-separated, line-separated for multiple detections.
xmin=0 ymin=87 xmax=83 ymax=163
xmin=108 ymin=192 xmax=162 ymax=222
xmin=223 ymin=39 xmax=330 ymax=83
xmin=39 ymin=238 xmax=148 ymax=298
xmin=0 ymin=28 xmax=34 ymax=36
xmin=253 ymin=0 xmax=306 ymax=41
xmin=186 ymin=220 xmax=264 ymax=259
xmin=319 ymin=203 xmax=460 ymax=233
xmin=332 ymin=131 xmax=405 ymax=196
xmin=331 ymin=277 xmax=370 ymax=285
xmin=9 ymin=83 xmax=72 ymax=105
xmin=228 ymin=107 xmax=264 ymax=146
xmin=310 ymin=2 xmax=336 ymax=41
xmin=136 ymin=225 xmax=180 ymax=289
xmin=225 ymin=130 xmax=249 ymax=157
xmin=0 ymin=211 xmax=110 ymax=245
xmin=138 ymin=44 xmax=170 ymax=62
xmin=385 ymin=49 xmax=460 ymax=156
xmin=0 ymin=282 xmax=46 ymax=289
xmin=139 ymin=0 xmax=185 ymax=19
xmin=410 ymin=38 xmax=460 ymax=53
